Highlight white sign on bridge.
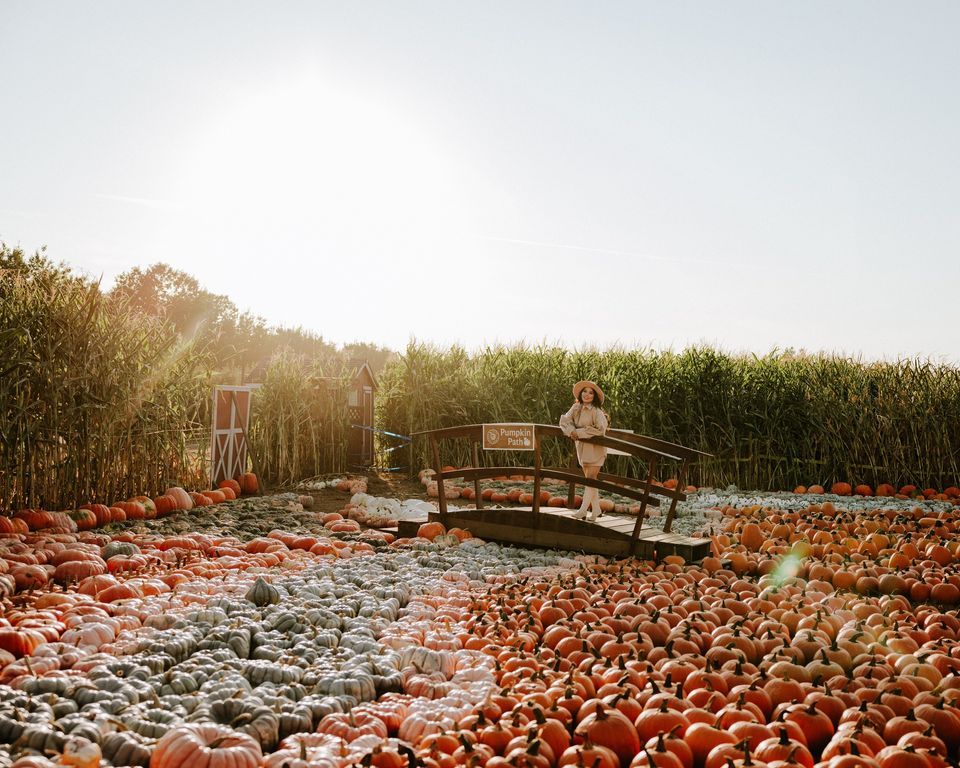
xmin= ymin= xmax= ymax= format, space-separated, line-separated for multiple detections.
xmin=482 ymin=423 xmax=535 ymax=451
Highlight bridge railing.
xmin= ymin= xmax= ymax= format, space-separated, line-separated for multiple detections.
xmin=411 ymin=423 xmax=711 ymax=535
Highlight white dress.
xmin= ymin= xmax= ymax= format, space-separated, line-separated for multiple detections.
xmin=559 ymin=403 xmax=608 ymax=467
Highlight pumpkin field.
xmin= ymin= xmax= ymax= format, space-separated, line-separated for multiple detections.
xmin=1 ymin=467 xmax=960 ymax=768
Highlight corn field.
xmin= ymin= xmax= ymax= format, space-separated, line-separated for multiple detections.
xmin=378 ymin=343 xmax=960 ymax=491
xmin=0 ymin=251 xmax=213 ymax=510
xmin=0 ymin=248 xmax=356 ymax=510
xmin=249 ymin=352 xmax=349 ymax=487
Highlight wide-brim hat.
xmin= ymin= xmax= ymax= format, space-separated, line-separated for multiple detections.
xmin=573 ymin=380 xmax=604 ymax=405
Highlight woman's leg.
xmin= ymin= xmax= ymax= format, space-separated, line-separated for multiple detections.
xmin=573 ymin=464 xmax=598 ymax=519
xmin=582 ymin=465 xmax=601 ymax=520
xmin=573 ymin=481 xmax=592 ymax=518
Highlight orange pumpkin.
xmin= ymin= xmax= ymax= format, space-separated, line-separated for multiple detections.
xmin=131 ymin=495 xmax=157 ymax=518
xmin=239 ymin=472 xmax=259 ymax=494
xmin=740 ymin=523 xmax=765 ymax=551
xmin=151 ymin=724 xmax=262 ymax=768
xmin=80 ymin=503 xmax=111 ymax=527
xmin=218 ymin=478 xmax=241 ymax=495
xmin=114 ymin=500 xmax=146 ymax=519
xmin=0 ymin=627 xmax=47 ymax=658
xmin=165 ymin=486 xmax=193 ymax=510
xmin=153 ymin=494 xmax=178 ymax=517
xmin=417 ymin=522 xmax=446 ymax=541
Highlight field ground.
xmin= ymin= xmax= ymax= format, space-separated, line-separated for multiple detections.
xmin=1 ymin=478 xmax=959 ymax=767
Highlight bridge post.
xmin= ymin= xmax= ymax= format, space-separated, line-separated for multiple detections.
xmin=663 ymin=458 xmax=687 ymax=533
xmin=431 ymin=435 xmax=447 ymax=526
xmin=472 ymin=442 xmax=483 ymax=510
xmin=630 ymin=456 xmax=658 ymax=555
xmin=566 ymin=453 xmax=578 ymax=508
xmin=532 ymin=429 xmax=542 ymax=515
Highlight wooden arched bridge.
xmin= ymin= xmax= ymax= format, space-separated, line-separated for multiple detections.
xmin=408 ymin=424 xmax=713 ymax=561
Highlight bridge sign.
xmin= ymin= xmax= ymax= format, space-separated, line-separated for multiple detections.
xmin=482 ymin=423 xmax=535 ymax=451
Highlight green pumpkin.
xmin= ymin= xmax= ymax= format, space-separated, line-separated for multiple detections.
xmin=246 ymin=576 xmax=281 ymax=607
xmin=101 ymin=540 xmax=141 ymax=559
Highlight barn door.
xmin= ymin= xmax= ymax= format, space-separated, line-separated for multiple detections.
xmin=210 ymin=385 xmax=256 ymax=486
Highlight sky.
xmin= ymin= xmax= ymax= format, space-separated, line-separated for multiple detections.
xmin=2 ymin=2 xmax=959 ymax=361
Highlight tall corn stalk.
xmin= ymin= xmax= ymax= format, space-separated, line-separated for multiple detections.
xmin=250 ymin=351 xmax=349 ymax=486
xmin=0 ymin=248 xmax=212 ymax=511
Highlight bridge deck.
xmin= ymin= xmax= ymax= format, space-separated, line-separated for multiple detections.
xmin=397 ymin=506 xmax=711 ymax=561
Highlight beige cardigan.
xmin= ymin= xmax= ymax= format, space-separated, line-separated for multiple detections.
xmin=559 ymin=403 xmax=609 ymax=467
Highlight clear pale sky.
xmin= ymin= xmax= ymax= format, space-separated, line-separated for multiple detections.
xmin=2 ymin=2 xmax=958 ymax=360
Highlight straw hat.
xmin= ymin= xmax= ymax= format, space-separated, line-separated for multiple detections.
xmin=572 ymin=380 xmax=605 ymax=405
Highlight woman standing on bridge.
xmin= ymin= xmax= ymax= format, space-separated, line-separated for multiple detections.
xmin=559 ymin=381 xmax=608 ymax=521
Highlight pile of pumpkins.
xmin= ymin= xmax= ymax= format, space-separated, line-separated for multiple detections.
xmin=2 ymin=475 xmax=261 ymax=538
xmin=793 ymin=483 xmax=960 ymax=504
xmin=0 ymin=493 xmax=583 ymax=767
xmin=1 ymin=488 xmax=960 ymax=768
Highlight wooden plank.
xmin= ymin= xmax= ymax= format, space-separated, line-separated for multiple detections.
xmin=425 ymin=504 xmax=712 ymax=561
xmin=629 ymin=528 xmax=665 ymax=539
xmin=593 ymin=517 xmax=631 ymax=530
xmin=668 ymin=543 xmax=712 ymax=560
xmin=448 ymin=519 xmax=634 ymax=557
xmin=397 ymin=519 xmax=426 ymax=538
xmin=635 ymin=531 xmax=676 ymax=542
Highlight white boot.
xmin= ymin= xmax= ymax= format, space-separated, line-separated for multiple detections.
xmin=588 ymin=489 xmax=603 ymax=521
xmin=572 ymin=487 xmax=592 ymax=519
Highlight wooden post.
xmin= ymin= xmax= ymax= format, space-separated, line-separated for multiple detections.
xmin=566 ymin=453 xmax=579 ymax=508
xmin=663 ymin=458 xmax=687 ymax=533
xmin=532 ymin=429 xmax=542 ymax=516
xmin=629 ymin=457 xmax=658 ymax=554
xmin=472 ymin=442 xmax=483 ymax=510
xmin=431 ymin=436 xmax=447 ymax=525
